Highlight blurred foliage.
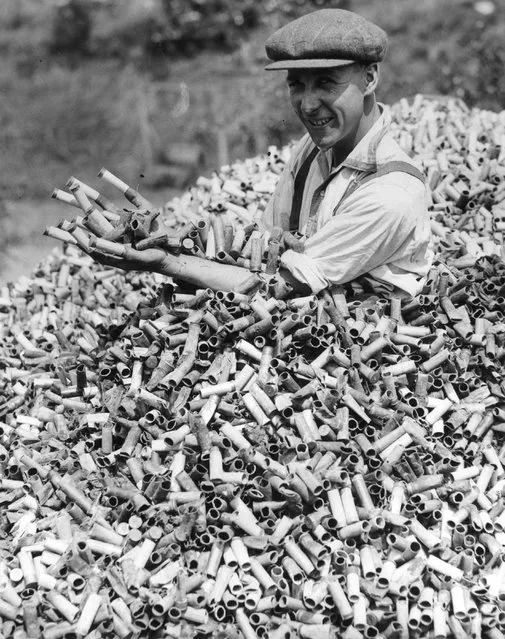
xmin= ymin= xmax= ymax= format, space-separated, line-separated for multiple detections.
xmin=0 ymin=60 xmax=146 ymax=199
xmin=39 ymin=0 xmax=505 ymax=113
xmin=1 ymin=0 xmax=505 ymax=200
xmin=432 ymin=9 xmax=505 ymax=110
xmin=48 ymin=0 xmax=92 ymax=56
xmin=363 ymin=0 xmax=505 ymax=111
xmin=89 ymin=0 xmax=349 ymax=63
xmin=153 ymin=0 xmax=262 ymax=57
xmin=270 ymin=0 xmax=352 ymax=19
xmin=149 ymin=0 xmax=350 ymax=58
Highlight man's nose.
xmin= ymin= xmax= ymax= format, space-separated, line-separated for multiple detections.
xmin=300 ymin=89 xmax=321 ymax=114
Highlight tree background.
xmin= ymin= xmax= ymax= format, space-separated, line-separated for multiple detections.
xmin=0 ymin=0 xmax=503 ymax=200
xmin=0 ymin=0 xmax=503 ymax=282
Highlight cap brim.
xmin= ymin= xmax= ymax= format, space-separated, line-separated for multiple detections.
xmin=264 ymin=58 xmax=356 ymax=71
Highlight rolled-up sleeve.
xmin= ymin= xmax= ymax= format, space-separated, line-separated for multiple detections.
xmin=280 ymin=174 xmax=429 ymax=293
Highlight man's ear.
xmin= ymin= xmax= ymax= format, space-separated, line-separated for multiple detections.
xmin=363 ymin=63 xmax=379 ymax=96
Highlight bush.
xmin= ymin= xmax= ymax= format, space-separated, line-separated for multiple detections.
xmin=266 ymin=0 xmax=352 ymax=20
xmin=48 ymin=0 xmax=92 ymax=56
xmin=154 ymin=0 xmax=261 ymax=57
xmin=0 ymin=60 xmax=147 ymax=198
xmin=371 ymin=0 xmax=505 ymax=111
xmin=95 ymin=0 xmax=352 ymax=62
xmin=436 ymin=18 xmax=505 ymax=109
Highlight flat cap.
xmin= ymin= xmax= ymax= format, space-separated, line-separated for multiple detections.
xmin=265 ymin=9 xmax=388 ymax=70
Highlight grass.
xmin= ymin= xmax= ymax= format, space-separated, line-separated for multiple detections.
xmin=0 ymin=60 xmax=145 ymax=199
xmin=0 ymin=50 xmax=302 ymax=200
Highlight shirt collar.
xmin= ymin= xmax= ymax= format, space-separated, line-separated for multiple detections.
xmin=317 ymin=103 xmax=391 ymax=175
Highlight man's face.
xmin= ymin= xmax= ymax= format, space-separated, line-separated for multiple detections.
xmin=286 ymin=64 xmax=369 ymax=153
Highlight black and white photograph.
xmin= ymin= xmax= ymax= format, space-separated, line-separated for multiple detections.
xmin=1 ymin=1 xmax=504 ymax=637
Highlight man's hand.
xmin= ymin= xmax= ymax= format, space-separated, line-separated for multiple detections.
xmin=261 ymin=267 xmax=312 ymax=298
xmin=282 ymin=231 xmax=306 ymax=253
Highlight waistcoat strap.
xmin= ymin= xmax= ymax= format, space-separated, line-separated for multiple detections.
xmin=290 ymin=150 xmax=425 ymax=234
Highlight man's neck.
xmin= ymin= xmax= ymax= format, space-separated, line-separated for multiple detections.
xmin=331 ymin=98 xmax=381 ymax=168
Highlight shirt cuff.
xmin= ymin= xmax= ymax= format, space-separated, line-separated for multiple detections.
xmin=280 ymin=249 xmax=328 ymax=294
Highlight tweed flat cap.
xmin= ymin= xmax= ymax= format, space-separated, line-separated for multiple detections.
xmin=265 ymin=9 xmax=388 ymax=70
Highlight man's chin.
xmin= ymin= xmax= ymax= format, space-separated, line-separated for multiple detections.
xmin=312 ymin=139 xmax=335 ymax=153
xmin=309 ymin=133 xmax=340 ymax=153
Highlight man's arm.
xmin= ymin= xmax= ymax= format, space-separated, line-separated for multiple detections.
xmin=90 ymin=242 xmax=313 ymax=296
xmin=91 ymin=245 xmax=262 ymax=294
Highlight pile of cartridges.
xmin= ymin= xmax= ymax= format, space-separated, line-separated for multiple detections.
xmin=1 ymin=95 xmax=505 ymax=639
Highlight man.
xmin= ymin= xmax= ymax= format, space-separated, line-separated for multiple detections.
xmin=260 ymin=8 xmax=433 ymax=297
xmin=90 ymin=9 xmax=432 ymax=298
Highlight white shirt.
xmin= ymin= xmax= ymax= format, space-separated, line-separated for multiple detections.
xmin=261 ymin=105 xmax=434 ymax=296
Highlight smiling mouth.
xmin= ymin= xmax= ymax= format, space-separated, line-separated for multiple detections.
xmin=307 ymin=117 xmax=333 ymax=128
